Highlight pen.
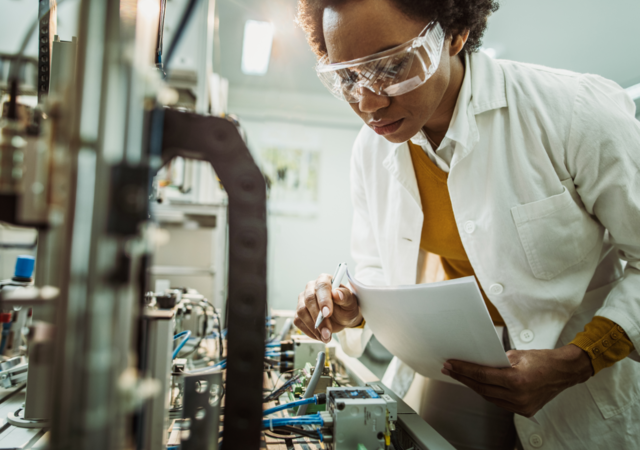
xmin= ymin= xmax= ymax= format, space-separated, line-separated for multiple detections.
xmin=315 ymin=262 xmax=348 ymax=329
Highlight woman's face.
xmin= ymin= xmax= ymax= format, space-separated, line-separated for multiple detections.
xmin=323 ymin=0 xmax=454 ymax=143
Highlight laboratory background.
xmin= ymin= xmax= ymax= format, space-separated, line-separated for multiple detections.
xmin=0 ymin=0 xmax=638 ymax=449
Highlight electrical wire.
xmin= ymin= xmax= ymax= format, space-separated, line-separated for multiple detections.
xmin=263 ymin=397 xmax=314 ymax=416
xmin=276 ymin=425 xmax=321 ymax=440
xmin=263 ymin=370 xmax=294 ymax=402
xmin=391 ymin=429 xmax=407 ymax=450
xmin=265 ymin=351 xmax=294 ymax=358
xmin=177 ymin=301 xmax=209 ymax=358
xmin=263 ymin=373 xmax=302 ymax=403
xmin=212 ymin=306 xmax=223 ymax=360
xmin=173 ymin=330 xmax=190 ymax=340
xmin=261 ymin=414 xmax=324 ymax=429
xmin=172 ymin=330 xmax=191 ymax=359
xmin=188 ymin=358 xmax=226 ymax=375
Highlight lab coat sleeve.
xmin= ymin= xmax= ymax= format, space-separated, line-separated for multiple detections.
xmin=335 ymin=135 xmax=382 ymax=357
xmin=566 ymin=74 xmax=640 ymax=362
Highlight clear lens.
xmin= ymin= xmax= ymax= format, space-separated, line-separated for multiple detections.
xmin=316 ymin=22 xmax=445 ymax=103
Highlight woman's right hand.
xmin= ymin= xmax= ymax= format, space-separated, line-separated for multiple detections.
xmin=294 ymin=273 xmax=363 ymax=343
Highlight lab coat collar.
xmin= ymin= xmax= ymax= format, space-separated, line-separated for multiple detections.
xmin=408 ymin=49 xmax=507 ymax=149
xmin=469 ymin=50 xmax=508 ymax=114
xmin=381 ymin=50 xmax=507 ymax=206
xmin=410 ymin=51 xmax=474 ymax=156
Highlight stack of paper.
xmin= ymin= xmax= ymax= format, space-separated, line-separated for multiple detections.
xmin=347 ymin=271 xmax=511 ymax=384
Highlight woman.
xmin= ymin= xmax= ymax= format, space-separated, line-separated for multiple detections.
xmin=293 ymin=0 xmax=640 ymax=448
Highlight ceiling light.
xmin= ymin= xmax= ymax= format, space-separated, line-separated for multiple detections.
xmin=626 ymin=83 xmax=640 ymax=101
xmin=241 ymin=20 xmax=274 ymax=76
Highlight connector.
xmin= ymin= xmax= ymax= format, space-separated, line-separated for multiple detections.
xmin=319 ymin=411 xmax=333 ymax=427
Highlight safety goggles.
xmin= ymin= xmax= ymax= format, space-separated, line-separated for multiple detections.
xmin=316 ymin=22 xmax=445 ymax=103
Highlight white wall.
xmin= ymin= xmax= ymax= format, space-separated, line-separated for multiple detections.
xmin=229 ymin=87 xmax=363 ymax=311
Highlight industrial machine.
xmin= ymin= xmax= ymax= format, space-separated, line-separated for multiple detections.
xmin=0 ymin=1 xmax=455 ymax=449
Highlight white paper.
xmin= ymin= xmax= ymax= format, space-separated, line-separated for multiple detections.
xmin=347 ymin=271 xmax=511 ymax=385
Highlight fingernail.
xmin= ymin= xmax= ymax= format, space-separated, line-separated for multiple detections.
xmin=443 ymin=362 xmax=452 ymax=371
xmin=321 ymin=328 xmax=331 ymax=341
xmin=336 ymin=290 xmax=344 ymax=301
xmin=322 ymin=306 xmax=330 ymax=317
xmin=441 ymin=368 xmax=450 ymax=376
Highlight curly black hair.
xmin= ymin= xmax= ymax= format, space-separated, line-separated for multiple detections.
xmin=296 ymin=0 xmax=499 ymax=58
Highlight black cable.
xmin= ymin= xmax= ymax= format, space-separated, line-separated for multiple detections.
xmin=272 ymin=426 xmax=321 ymax=441
xmin=213 ymin=307 xmax=223 ymax=360
xmin=163 ymin=0 xmax=201 ymax=76
xmin=390 ymin=429 xmax=406 ymax=450
xmin=264 ymin=370 xmax=291 ymax=400
xmin=263 ymin=372 xmax=300 ymax=403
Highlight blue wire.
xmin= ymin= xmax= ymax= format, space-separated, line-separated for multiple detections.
xmin=173 ymin=330 xmax=190 ymax=340
xmin=263 ymin=396 xmax=317 ymax=416
xmin=266 ymin=350 xmax=293 ymax=358
xmin=172 ymin=330 xmax=191 ymax=359
xmin=261 ymin=414 xmax=324 ymax=429
xmin=265 ymin=342 xmax=280 ymax=348
xmin=212 ymin=359 xmax=226 ymax=369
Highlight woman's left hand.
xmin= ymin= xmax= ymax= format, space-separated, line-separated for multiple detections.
xmin=441 ymin=344 xmax=593 ymax=417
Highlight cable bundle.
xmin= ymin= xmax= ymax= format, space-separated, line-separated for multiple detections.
xmin=261 ymin=413 xmax=324 ymax=429
xmin=263 ymin=394 xmax=326 ymax=416
xmin=263 ymin=373 xmax=302 ymax=403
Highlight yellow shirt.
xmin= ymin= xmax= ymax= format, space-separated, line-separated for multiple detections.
xmin=408 ymin=141 xmax=633 ymax=374
xmin=408 ymin=141 xmax=506 ymax=326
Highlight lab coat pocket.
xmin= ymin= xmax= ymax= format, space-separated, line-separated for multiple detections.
xmin=510 ymin=187 xmax=602 ymax=280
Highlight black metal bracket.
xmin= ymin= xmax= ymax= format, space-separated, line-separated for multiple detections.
xmin=182 ymin=371 xmax=223 ymax=450
xmin=158 ymin=108 xmax=267 ymax=449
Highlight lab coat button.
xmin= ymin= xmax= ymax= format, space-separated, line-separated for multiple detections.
xmin=464 ymin=221 xmax=476 ymax=234
xmin=529 ymin=434 xmax=543 ymax=448
xmin=520 ymin=329 xmax=534 ymax=343
xmin=602 ymin=339 xmax=610 ymax=347
xmin=611 ymin=332 xmax=619 ymax=340
xmin=489 ymin=283 xmax=503 ymax=295
xmin=617 ymin=325 xmax=624 ymax=333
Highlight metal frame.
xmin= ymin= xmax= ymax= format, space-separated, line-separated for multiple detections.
xmin=182 ymin=371 xmax=223 ymax=450
xmin=159 ymin=107 xmax=267 ymax=448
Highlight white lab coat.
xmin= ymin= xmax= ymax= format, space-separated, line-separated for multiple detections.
xmin=336 ymin=50 xmax=640 ymax=449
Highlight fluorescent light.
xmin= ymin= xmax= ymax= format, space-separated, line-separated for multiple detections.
xmin=626 ymin=83 xmax=640 ymax=101
xmin=241 ymin=20 xmax=274 ymax=76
